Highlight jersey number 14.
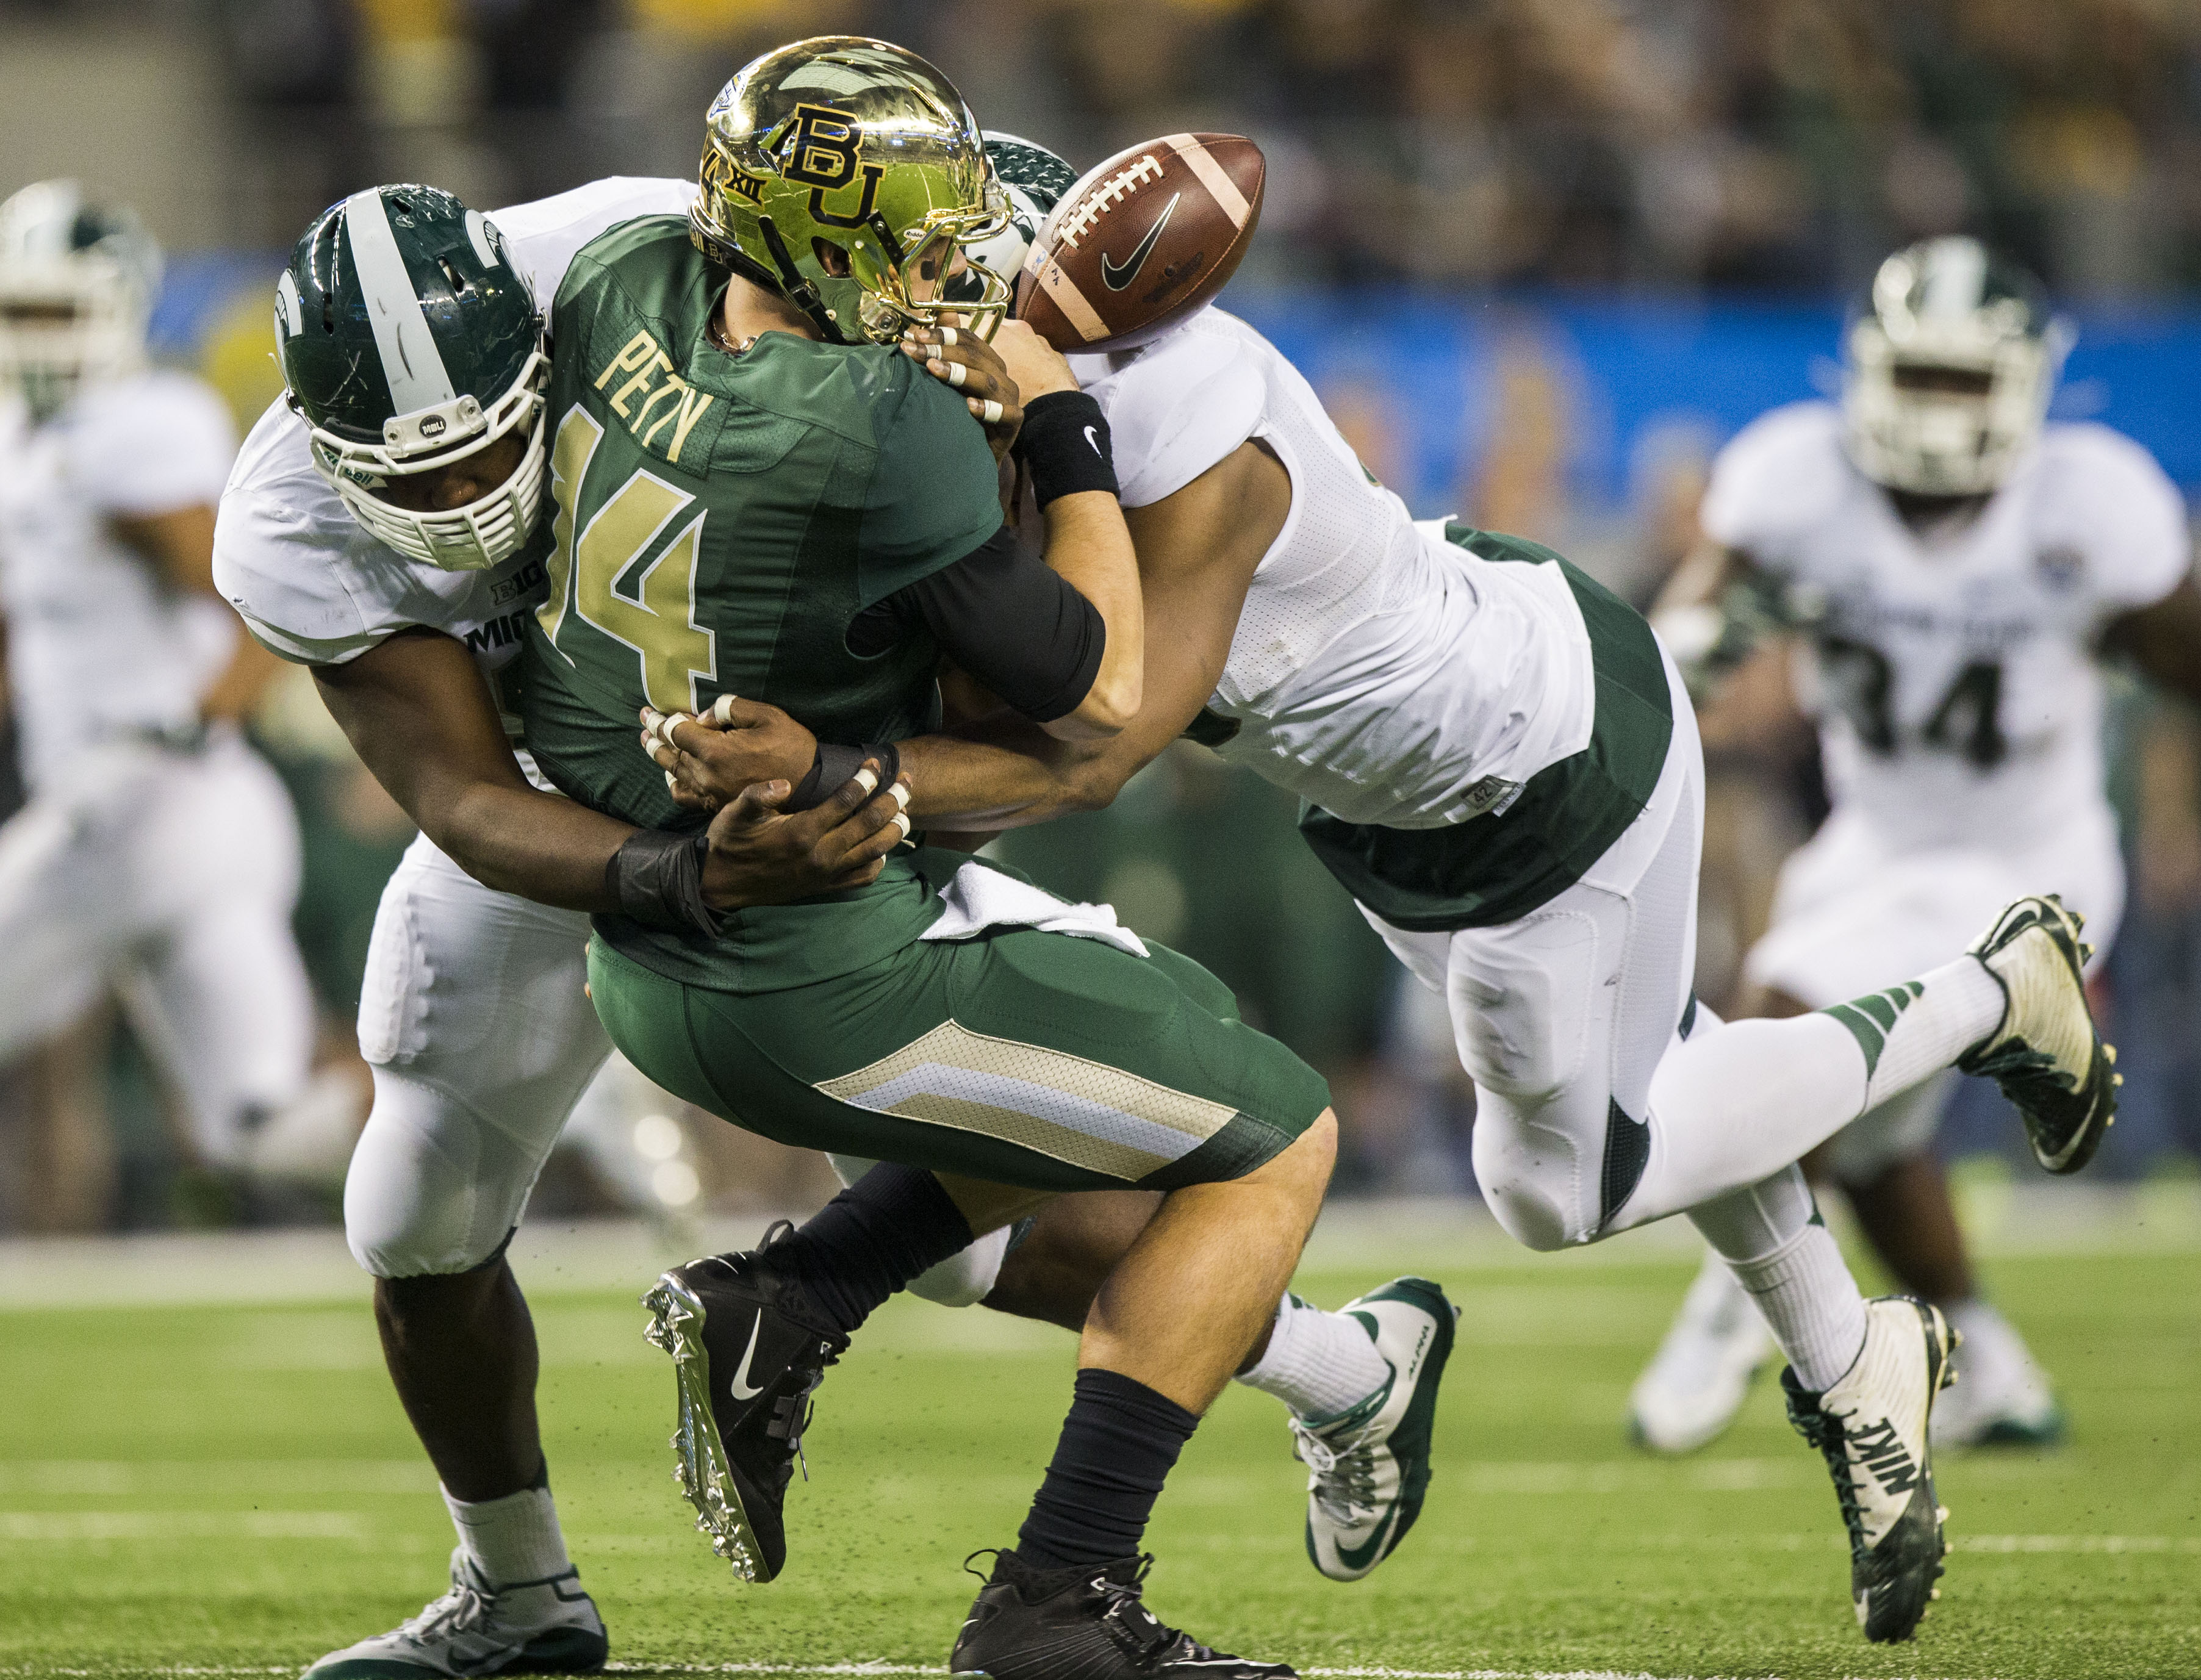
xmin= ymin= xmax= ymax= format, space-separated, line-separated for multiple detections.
xmin=1819 ymin=636 xmax=2007 ymax=769
xmin=537 ymin=407 xmax=718 ymax=715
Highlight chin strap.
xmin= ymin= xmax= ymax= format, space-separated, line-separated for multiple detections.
xmin=756 ymin=216 xmax=847 ymax=344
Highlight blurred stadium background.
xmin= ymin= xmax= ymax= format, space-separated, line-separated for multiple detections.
xmin=4 ymin=0 xmax=2201 ymax=1237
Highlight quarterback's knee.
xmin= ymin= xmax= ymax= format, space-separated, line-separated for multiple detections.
xmin=905 ymin=1224 xmax=1013 ymax=1308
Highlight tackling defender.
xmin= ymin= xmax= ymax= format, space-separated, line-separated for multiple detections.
xmin=0 ymin=180 xmax=345 ymax=1190
xmin=655 ymin=138 xmax=2120 ymax=1646
xmin=217 ymin=176 xmax=934 ymax=1678
xmin=1627 ymin=237 xmax=2201 ymax=1454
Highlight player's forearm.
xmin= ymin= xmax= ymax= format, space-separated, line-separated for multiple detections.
xmin=899 ymin=718 xmax=1151 ymax=831
xmin=422 ymin=778 xmax=633 ymax=910
xmin=1039 ymin=491 xmax=1143 ymax=739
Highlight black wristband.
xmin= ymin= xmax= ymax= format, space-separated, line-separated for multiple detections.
xmin=786 ymin=739 xmax=902 ymax=812
xmin=605 ymin=828 xmax=720 ymax=937
xmin=1014 ymin=390 xmax=1117 ymax=508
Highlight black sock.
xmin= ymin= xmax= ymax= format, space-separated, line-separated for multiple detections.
xmin=1016 ymin=1368 xmax=1200 ymax=1569
xmin=765 ymin=1164 xmax=974 ymax=1336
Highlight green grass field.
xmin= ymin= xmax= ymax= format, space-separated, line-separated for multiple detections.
xmin=2 ymin=1227 xmax=2197 ymax=1680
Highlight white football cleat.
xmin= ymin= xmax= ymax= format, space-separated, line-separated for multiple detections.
xmin=1933 ymin=1300 xmax=2064 ymax=1448
xmin=1629 ymin=1250 xmax=1775 ymax=1454
xmin=300 ymin=1549 xmax=606 ymax=1677
xmin=1783 ymin=1296 xmax=1956 ymax=1643
xmin=1292 ymin=1276 xmax=1459 ymax=1582
xmin=1959 ymin=894 xmax=2118 ymax=1174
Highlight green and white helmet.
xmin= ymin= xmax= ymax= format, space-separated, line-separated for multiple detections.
xmin=276 ymin=185 xmax=548 ymax=570
xmin=1843 ymin=236 xmax=2067 ymax=497
xmin=0 ymin=180 xmax=162 ymax=418
xmin=956 ymin=132 xmax=1077 ymax=303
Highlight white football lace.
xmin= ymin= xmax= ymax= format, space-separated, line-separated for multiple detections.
xmin=1290 ymin=1416 xmax=1381 ymax=1526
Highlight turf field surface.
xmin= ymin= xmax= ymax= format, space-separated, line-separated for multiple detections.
xmin=2 ymin=1202 xmax=2197 ymax=1680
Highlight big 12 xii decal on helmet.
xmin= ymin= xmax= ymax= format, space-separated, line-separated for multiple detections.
xmin=1842 ymin=235 xmax=2069 ymax=498
xmin=276 ymin=184 xmax=550 ymax=572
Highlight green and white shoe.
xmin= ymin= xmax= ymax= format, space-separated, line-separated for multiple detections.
xmin=1959 ymin=894 xmax=2119 ymax=1174
xmin=300 ymin=1549 xmax=606 ymax=1676
xmin=1291 ymin=1276 xmax=1457 ymax=1582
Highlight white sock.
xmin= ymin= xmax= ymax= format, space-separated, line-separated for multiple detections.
xmin=1235 ymin=1293 xmax=1393 ymax=1420
xmin=1722 ymin=1221 xmax=1869 ymax=1393
xmin=1837 ymin=955 xmax=2007 ymax=1108
xmin=1627 ymin=957 xmax=2008 ymax=1230
xmin=443 ymin=1477 xmax=572 ymax=1588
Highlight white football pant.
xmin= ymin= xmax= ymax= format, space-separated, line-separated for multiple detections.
xmin=1368 ymin=650 xmax=1991 ymax=1257
xmin=0 ymin=730 xmax=314 ymax=1167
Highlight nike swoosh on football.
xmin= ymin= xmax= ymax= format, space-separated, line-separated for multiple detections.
xmin=728 ymin=1314 xmax=766 ymax=1402
xmin=1101 ymin=193 xmax=1181 ymax=292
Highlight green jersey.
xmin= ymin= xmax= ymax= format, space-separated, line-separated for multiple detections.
xmin=519 ymin=216 xmax=1004 ymax=987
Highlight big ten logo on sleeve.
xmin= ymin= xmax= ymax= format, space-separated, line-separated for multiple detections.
xmin=592 ymin=329 xmax=716 ymax=464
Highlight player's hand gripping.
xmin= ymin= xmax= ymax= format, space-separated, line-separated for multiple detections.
xmin=903 ymin=310 xmax=1035 ymax=459
xmin=641 ymin=695 xmax=818 ymax=814
xmin=695 ymin=752 xmax=911 ymax=907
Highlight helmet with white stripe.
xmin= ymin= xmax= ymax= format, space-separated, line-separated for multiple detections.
xmin=0 ymin=180 xmax=161 ymax=418
xmin=1842 ymin=236 xmax=2067 ymax=497
xmin=276 ymin=184 xmax=548 ymax=571
xmin=948 ymin=133 xmax=1077 ymax=313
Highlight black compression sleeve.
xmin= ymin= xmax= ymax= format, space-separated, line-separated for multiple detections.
xmin=846 ymin=526 xmax=1104 ymax=723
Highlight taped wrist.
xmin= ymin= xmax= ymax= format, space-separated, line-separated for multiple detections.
xmin=786 ymin=739 xmax=901 ymax=812
xmin=1014 ymin=390 xmax=1116 ymax=508
xmin=605 ymin=829 xmax=720 ymax=937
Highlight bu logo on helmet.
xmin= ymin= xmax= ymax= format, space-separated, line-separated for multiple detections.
xmin=780 ymin=104 xmax=886 ymax=230
xmin=781 ymin=105 xmax=861 ymax=190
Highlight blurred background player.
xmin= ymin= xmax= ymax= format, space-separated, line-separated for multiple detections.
xmin=0 ymin=179 xmax=356 ymax=1205
xmin=1634 ymin=236 xmax=2201 ymax=1454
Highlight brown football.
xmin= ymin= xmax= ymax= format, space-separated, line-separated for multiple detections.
xmin=1017 ymin=132 xmax=1265 ymax=354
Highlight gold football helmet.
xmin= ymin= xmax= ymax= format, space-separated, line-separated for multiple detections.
xmin=691 ymin=36 xmax=1011 ymax=345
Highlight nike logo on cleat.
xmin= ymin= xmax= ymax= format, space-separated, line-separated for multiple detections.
xmin=1847 ymin=1417 xmax=1920 ymax=1495
xmin=728 ymin=1315 xmax=765 ymax=1402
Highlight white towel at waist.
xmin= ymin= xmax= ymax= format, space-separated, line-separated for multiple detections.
xmin=919 ymin=858 xmax=1149 ymax=959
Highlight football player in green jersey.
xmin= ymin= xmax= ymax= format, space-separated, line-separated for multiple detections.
xmin=514 ymin=37 xmax=1330 ymax=1680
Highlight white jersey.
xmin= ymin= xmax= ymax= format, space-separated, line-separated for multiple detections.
xmin=212 ymin=176 xmax=695 ymax=759
xmin=0 ymin=370 xmax=241 ymax=792
xmin=1069 ymin=309 xmax=1593 ymax=828
xmin=1701 ymin=401 xmax=2188 ymax=850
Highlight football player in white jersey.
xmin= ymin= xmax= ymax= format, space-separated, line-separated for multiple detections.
xmin=1625 ymin=237 xmax=2201 ymax=1456
xmin=653 ymin=140 xmax=2120 ymax=1645
xmin=215 ymin=179 xmax=957 ymax=1679
xmin=217 ymin=174 xmax=1432 ymax=1679
xmin=0 ymin=180 xmax=346 ymax=1190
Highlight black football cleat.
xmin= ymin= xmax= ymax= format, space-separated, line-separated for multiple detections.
xmin=641 ymin=1224 xmax=847 ymax=1583
xmin=949 ymin=1548 xmax=1296 ymax=1678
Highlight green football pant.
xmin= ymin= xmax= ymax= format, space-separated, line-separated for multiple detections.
xmin=587 ymin=927 xmax=1330 ymax=1194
